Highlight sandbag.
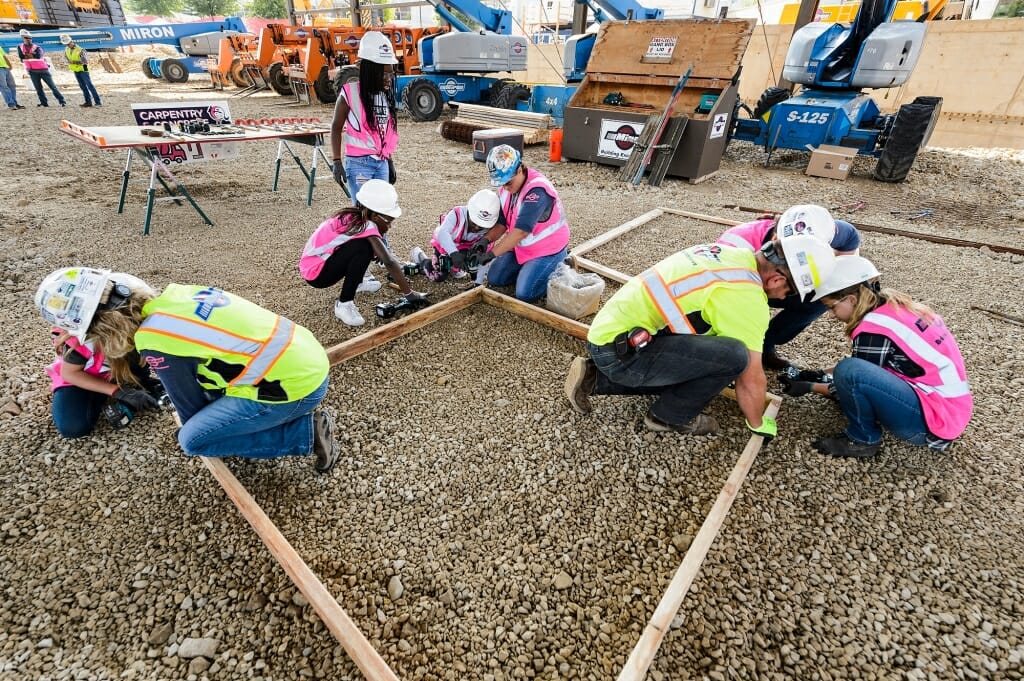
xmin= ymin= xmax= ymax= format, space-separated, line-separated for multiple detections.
xmin=546 ymin=263 xmax=604 ymax=320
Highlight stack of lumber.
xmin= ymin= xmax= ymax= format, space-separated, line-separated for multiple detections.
xmin=448 ymin=103 xmax=552 ymax=144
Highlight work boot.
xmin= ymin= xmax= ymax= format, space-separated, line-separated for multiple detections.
xmin=813 ymin=434 xmax=881 ymax=459
xmin=312 ymin=409 xmax=339 ymax=474
xmin=644 ymin=412 xmax=719 ymax=435
xmin=334 ymin=300 xmax=365 ymax=327
xmin=564 ymin=356 xmax=597 ymax=415
xmin=37 ymin=103 xmax=48 ymax=107
xmin=80 ymin=102 xmax=92 ymax=107
xmin=762 ymin=350 xmax=793 ymax=371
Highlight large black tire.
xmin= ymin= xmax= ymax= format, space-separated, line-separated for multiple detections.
xmin=494 ymin=82 xmax=530 ymax=111
xmin=911 ymin=95 xmax=943 ymax=147
xmin=160 ymin=58 xmax=189 ymax=83
xmin=751 ymin=86 xmax=790 ymax=119
xmin=229 ymin=58 xmax=252 ymax=88
xmin=402 ymin=78 xmax=444 ymax=122
xmin=313 ymin=66 xmax=337 ymax=104
xmin=873 ymin=99 xmax=939 ymax=183
xmin=333 ymin=64 xmax=359 ymax=95
xmin=141 ymin=58 xmax=156 ymax=79
xmin=268 ymin=62 xmax=292 ymax=96
xmin=487 ymin=77 xmax=514 ymax=106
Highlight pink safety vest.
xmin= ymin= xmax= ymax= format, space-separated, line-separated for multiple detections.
xmin=46 ymin=333 xmax=110 ymax=392
xmin=430 ymin=206 xmax=487 ymax=254
xmin=852 ymin=303 xmax=973 ymax=440
xmin=498 ymin=168 xmax=570 ymax=264
xmin=716 ymin=219 xmax=775 ymax=251
xmin=18 ymin=43 xmax=48 ymax=71
xmin=299 ymin=213 xmax=382 ymax=280
xmin=341 ymin=82 xmax=398 ymax=159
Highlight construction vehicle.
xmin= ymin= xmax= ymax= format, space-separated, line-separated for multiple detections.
xmin=729 ymin=0 xmax=942 ymax=182
xmin=0 ymin=0 xmax=125 ymax=30
xmin=207 ymin=32 xmax=261 ymax=90
xmin=0 ymin=17 xmax=248 ymax=83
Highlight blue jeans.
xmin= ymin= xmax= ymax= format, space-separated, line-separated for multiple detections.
xmin=344 ymin=155 xmax=388 ymax=205
xmin=74 ymin=70 xmax=101 ymax=105
xmin=833 ymin=357 xmax=930 ymax=446
xmin=178 ymin=378 xmax=329 ymax=459
xmin=764 ymin=295 xmax=827 ymax=354
xmin=28 ymin=70 xmax=65 ymax=106
xmin=588 ymin=333 xmax=748 ymax=427
xmin=487 ymin=246 xmax=568 ymax=302
xmin=0 ymin=68 xmax=18 ymax=107
xmin=52 ymin=385 xmax=107 ymax=438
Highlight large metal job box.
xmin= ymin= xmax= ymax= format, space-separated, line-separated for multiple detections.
xmin=563 ymin=18 xmax=755 ymax=183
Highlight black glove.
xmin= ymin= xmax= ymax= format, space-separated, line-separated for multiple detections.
xmin=404 ymin=291 xmax=430 ymax=307
xmin=476 ymin=250 xmax=496 ymax=266
xmin=778 ymin=376 xmax=815 ymax=397
xmin=331 ymin=160 xmax=345 ymax=187
xmin=793 ymin=368 xmax=828 ymax=382
xmin=449 ymin=251 xmax=467 ymax=270
xmin=113 ymin=387 xmax=159 ymax=412
xmin=469 ymin=239 xmax=490 ymax=256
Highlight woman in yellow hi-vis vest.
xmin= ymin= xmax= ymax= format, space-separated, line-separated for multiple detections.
xmin=35 ymin=268 xmax=339 ymax=474
xmin=60 ymin=34 xmax=101 ymax=107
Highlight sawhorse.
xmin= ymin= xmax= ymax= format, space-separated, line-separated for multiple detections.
xmin=117 ymin=147 xmax=214 ymax=236
xmin=272 ymin=134 xmax=350 ymax=205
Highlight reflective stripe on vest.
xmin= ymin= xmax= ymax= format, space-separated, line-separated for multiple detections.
xmin=501 ymin=169 xmax=569 ymax=262
xmin=859 ymin=312 xmax=971 ymax=398
xmin=342 ymin=82 xmax=397 ymax=158
xmin=141 ymin=311 xmax=295 ymax=387
xmin=66 ymin=45 xmax=85 ymax=71
xmin=641 ymin=266 xmax=762 ymax=334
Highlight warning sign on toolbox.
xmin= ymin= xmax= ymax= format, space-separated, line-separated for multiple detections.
xmin=131 ymin=101 xmax=240 ymax=164
xmin=642 ymin=36 xmax=677 ymax=63
xmin=597 ymin=119 xmax=645 ymax=161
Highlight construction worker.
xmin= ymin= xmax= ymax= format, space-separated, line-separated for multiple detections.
xmin=474 ymin=144 xmax=570 ymax=302
xmin=60 ymin=34 xmax=101 ymax=107
xmin=300 ymin=179 xmax=428 ymax=327
xmin=16 ymin=29 xmax=65 ymax=107
xmin=778 ymin=256 xmax=972 ymax=459
xmin=0 ymin=45 xmax=25 ymax=110
xmin=564 ymin=235 xmax=836 ymax=436
xmin=717 ymin=204 xmax=861 ymax=370
xmin=410 ymin=189 xmax=501 ymax=284
xmin=35 ymin=268 xmax=340 ymax=473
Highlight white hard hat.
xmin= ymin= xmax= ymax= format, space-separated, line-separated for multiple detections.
xmin=765 ymin=233 xmax=837 ymax=302
xmin=467 ymin=189 xmax=500 ymax=228
xmin=356 ymin=179 xmax=402 ymax=218
xmin=357 ymin=31 xmax=397 ymax=65
xmin=59 ymin=34 xmax=72 ymax=45
xmin=19 ymin=29 xmax=31 ymax=37
xmin=812 ymin=256 xmax=881 ymax=301
xmin=777 ymin=204 xmax=836 ymax=245
xmin=35 ymin=267 xmax=111 ymax=339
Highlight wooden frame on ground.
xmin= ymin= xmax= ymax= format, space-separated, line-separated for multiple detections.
xmin=200 ymin=285 xmax=779 ymax=681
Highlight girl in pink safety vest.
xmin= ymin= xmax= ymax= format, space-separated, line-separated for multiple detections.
xmin=476 ymin=144 xmax=571 ymax=303
xmin=409 ymin=189 xmax=501 ymax=284
xmin=777 ymin=256 xmax=972 ymax=459
xmin=300 ymin=179 xmax=427 ymax=328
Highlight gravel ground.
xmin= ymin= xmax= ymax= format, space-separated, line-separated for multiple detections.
xmin=1 ymin=65 xmax=1023 ymax=681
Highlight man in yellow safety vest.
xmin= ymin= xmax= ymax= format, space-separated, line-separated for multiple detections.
xmin=60 ymin=34 xmax=101 ymax=107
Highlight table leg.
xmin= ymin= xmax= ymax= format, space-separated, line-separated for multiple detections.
xmin=117 ymin=148 xmax=133 ymax=215
xmin=138 ymin=150 xmax=214 ymax=234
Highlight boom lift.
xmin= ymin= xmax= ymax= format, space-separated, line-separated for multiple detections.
xmin=0 ymin=17 xmax=248 ymax=83
xmin=729 ymin=0 xmax=942 ymax=182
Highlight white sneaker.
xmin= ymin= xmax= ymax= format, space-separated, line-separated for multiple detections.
xmin=409 ymin=246 xmax=427 ymax=265
xmin=451 ymin=269 xmax=468 ymax=279
xmin=356 ymin=274 xmax=382 ymax=294
xmin=334 ymin=300 xmax=365 ymax=326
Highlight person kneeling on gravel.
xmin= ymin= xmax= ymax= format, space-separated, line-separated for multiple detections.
xmin=300 ymin=179 xmax=428 ymax=327
xmin=409 ymin=189 xmax=500 ymax=285
xmin=564 ymin=235 xmax=836 ymax=436
xmin=777 ymin=256 xmax=973 ymax=459
xmin=717 ymin=204 xmax=862 ymax=371
xmin=40 ymin=272 xmax=163 ymax=439
xmin=35 ymin=268 xmax=341 ymax=474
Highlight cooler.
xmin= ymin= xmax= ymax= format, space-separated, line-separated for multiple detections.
xmin=472 ymin=128 xmax=525 ymax=163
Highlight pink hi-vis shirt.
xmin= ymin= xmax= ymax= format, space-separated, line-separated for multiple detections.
xmin=300 ymin=213 xmax=382 ymax=280
xmin=716 ymin=219 xmax=775 ymax=251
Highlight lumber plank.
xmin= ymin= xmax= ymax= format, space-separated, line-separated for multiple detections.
xmin=481 ymin=288 xmax=589 ymax=340
xmin=616 ymin=396 xmax=784 ymax=681
xmin=571 ymin=208 xmax=666 ymax=256
xmin=326 ymin=287 xmax=483 ymax=365
xmin=572 ymin=255 xmax=631 ymax=284
xmin=660 ymin=208 xmax=741 ymax=227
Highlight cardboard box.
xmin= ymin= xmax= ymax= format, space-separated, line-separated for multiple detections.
xmin=805 ymin=144 xmax=858 ymax=180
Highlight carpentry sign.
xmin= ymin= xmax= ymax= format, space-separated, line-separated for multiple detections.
xmin=131 ymin=101 xmax=240 ymax=164
xmin=642 ymin=36 xmax=677 ymax=64
xmin=598 ymin=119 xmax=645 ymax=160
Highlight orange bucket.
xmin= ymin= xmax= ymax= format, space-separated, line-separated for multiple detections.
xmin=549 ymin=128 xmax=563 ymax=163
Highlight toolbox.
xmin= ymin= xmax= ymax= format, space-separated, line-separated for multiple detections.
xmin=472 ymin=127 xmax=525 ymax=162
xmin=562 ymin=18 xmax=755 ymax=183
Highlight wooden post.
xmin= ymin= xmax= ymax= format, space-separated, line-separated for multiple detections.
xmin=616 ymin=396 xmax=783 ymax=681
xmin=481 ymin=288 xmax=588 ymax=340
xmin=202 ymin=458 xmax=400 ymax=681
xmin=570 ymin=255 xmax=631 ymax=284
xmin=570 ymin=209 xmax=665 ymax=257
xmin=660 ymin=208 xmax=741 ymax=228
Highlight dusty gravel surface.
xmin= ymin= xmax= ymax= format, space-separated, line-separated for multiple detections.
xmin=1 ymin=64 xmax=1023 ymax=681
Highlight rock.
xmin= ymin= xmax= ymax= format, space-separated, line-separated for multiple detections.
xmin=177 ymin=637 xmax=220 ymax=659
xmin=552 ymin=571 xmax=573 ymax=590
xmin=187 ymin=657 xmax=210 ymax=676
xmin=147 ymin=623 xmax=173 ymax=647
xmin=387 ymin=576 xmax=404 ymax=601
xmin=0 ymin=400 xmax=21 ymax=416
xmin=672 ymin=533 xmax=693 ymax=552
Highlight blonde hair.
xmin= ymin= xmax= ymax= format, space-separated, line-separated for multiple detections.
xmin=86 ymin=283 xmax=157 ymax=387
xmin=825 ymin=284 xmax=936 ymax=337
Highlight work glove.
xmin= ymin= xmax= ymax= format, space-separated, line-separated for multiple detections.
xmin=469 ymin=239 xmax=490 ymax=257
xmin=792 ymin=368 xmax=828 ymax=383
xmin=449 ymin=251 xmax=468 ymax=270
xmin=404 ymin=291 xmax=430 ymax=307
xmin=476 ymin=250 xmax=496 ymax=266
xmin=746 ymin=416 xmax=777 ymax=444
xmin=778 ymin=377 xmax=815 ymax=397
xmin=331 ymin=160 xmax=345 ymax=187
xmin=113 ymin=387 xmax=159 ymax=412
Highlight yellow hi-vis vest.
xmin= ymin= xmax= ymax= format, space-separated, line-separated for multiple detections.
xmin=135 ymin=285 xmax=329 ymax=403
xmin=588 ymin=244 xmax=770 ymax=352
xmin=0 ymin=51 xmax=10 ymax=69
xmin=65 ymin=45 xmax=85 ymax=72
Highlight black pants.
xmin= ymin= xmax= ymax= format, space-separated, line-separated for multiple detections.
xmin=306 ymin=238 xmax=373 ymax=303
